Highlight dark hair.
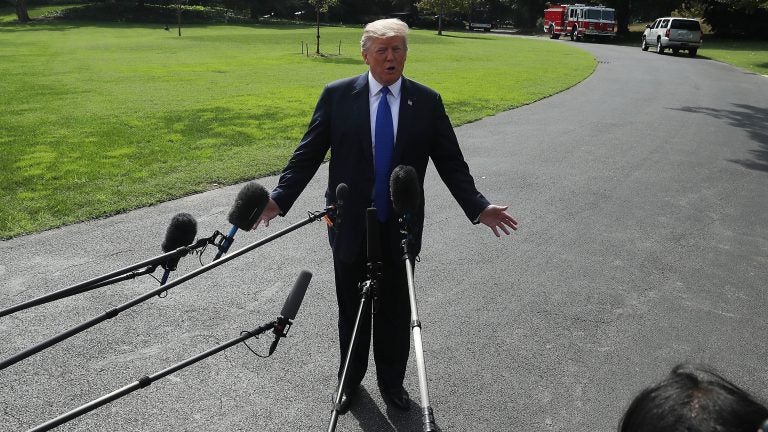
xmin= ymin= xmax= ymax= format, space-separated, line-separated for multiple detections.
xmin=619 ymin=363 xmax=768 ymax=432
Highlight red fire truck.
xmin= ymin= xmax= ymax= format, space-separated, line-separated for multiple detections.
xmin=543 ymin=4 xmax=616 ymax=41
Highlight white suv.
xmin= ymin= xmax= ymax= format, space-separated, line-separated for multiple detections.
xmin=642 ymin=17 xmax=702 ymax=57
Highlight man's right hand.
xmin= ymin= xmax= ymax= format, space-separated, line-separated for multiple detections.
xmin=253 ymin=198 xmax=281 ymax=229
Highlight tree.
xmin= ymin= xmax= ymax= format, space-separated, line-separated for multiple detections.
xmin=630 ymin=0 xmax=684 ymax=21
xmin=14 ymin=0 xmax=31 ymax=22
xmin=696 ymin=0 xmax=768 ymax=37
xmin=417 ymin=0 xmax=470 ymax=34
xmin=603 ymin=0 xmax=630 ymax=34
xmin=514 ymin=0 xmax=545 ymax=30
xmin=308 ymin=0 xmax=339 ymax=54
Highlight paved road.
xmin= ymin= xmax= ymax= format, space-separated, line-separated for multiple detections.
xmin=1 ymin=39 xmax=767 ymax=432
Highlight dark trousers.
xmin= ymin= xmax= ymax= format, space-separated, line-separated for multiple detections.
xmin=333 ymin=222 xmax=413 ymax=392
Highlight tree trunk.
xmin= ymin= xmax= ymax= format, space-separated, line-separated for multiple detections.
xmin=467 ymin=1 xmax=472 ymax=31
xmin=16 ymin=0 xmax=31 ymax=23
xmin=315 ymin=9 xmax=320 ymax=55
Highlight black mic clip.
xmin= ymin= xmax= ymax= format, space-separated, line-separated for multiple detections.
xmin=163 ymin=235 xmax=220 ymax=268
xmin=396 ymin=214 xmax=410 ymax=236
xmin=211 ymin=230 xmax=234 ymax=250
xmin=268 ymin=316 xmax=293 ymax=356
xmin=360 ymin=265 xmax=381 ymax=315
xmin=190 ymin=234 xmax=219 ymax=253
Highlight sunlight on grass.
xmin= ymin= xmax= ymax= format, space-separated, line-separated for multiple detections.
xmin=0 ymin=21 xmax=595 ymax=238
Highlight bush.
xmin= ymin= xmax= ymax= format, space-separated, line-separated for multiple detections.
xmin=55 ymin=2 xmax=249 ymax=23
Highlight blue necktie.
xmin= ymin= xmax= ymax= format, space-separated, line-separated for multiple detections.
xmin=374 ymin=86 xmax=394 ymax=222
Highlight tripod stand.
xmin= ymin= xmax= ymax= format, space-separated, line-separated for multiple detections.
xmin=328 ymin=208 xmax=382 ymax=432
xmin=397 ymin=215 xmax=438 ymax=432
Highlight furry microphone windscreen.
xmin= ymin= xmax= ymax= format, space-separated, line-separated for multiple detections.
xmin=389 ymin=165 xmax=421 ymax=215
xmin=227 ymin=182 xmax=270 ymax=231
xmin=161 ymin=213 xmax=198 ymax=252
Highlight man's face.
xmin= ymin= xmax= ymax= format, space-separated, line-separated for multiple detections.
xmin=362 ymin=36 xmax=407 ymax=87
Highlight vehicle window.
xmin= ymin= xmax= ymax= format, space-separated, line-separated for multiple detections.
xmin=585 ymin=9 xmax=600 ymax=20
xmin=660 ymin=19 xmax=670 ymax=28
xmin=671 ymin=19 xmax=701 ymax=31
xmin=602 ymin=10 xmax=615 ymax=21
xmin=652 ymin=20 xmax=660 ymax=29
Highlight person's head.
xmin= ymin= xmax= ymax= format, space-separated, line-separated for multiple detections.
xmin=619 ymin=363 xmax=768 ymax=432
xmin=360 ymin=18 xmax=409 ymax=87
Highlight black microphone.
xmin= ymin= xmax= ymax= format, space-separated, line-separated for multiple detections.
xmin=160 ymin=213 xmax=197 ymax=284
xmin=365 ymin=208 xmax=382 ymax=313
xmin=390 ymin=165 xmax=421 ymax=217
xmin=269 ymin=270 xmax=313 ymax=355
xmin=334 ymin=183 xmax=348 ymax=231
xmin=214 ymin=181 xmax=270 ymax=260
xmin=366 ymin=207 xmax=382 ymax=263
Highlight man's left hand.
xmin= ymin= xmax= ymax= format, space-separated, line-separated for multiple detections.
xmin=479 ymin=205 xmax=518 ymax=237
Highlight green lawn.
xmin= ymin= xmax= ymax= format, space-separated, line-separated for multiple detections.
xmin=0 ymin=20 xmax=596 ymax=239
xmin=698 ymin=38 xmax=768 ymax=75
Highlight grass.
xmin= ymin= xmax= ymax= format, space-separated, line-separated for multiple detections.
xmin=0 ymin=18 xmax=596 ymax=239
xmin=691 ymin=38 xmax=768 ymax=75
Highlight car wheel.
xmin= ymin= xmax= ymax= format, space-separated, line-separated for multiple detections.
xmin=672 ymin=48 xmax=679 ymax=55
xmin=656 ymin=39 xmax=664 ymax=54
xmin=689 ymin=48 xmax=697 ymax=57
xmin=549 ymin=25 xmax=556 ymax=39
xmin=641 ymin=36 xmax=648 ymax=51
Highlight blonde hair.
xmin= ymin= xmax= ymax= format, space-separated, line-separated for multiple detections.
xmin=360 ymin=18 xmax=409 ymax=52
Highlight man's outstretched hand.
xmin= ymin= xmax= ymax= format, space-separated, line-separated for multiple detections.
xmin=479 ymin=205 xmax=518 ymax=237
xmin=252 ymin=198 xmax=281 ymax=229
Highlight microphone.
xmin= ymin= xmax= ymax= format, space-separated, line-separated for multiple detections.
xmin=390 ymin=165 xmax=421 ymax=217
xmin=334 ymin=183 xmax=348 ymax=231
xmin=366 ymin=207 xmax=382 ymax=263
xmin=160 ymin=213 xmax=197 ymax=284
xmin=214 ymin=181 xmax=270 ymax=260
xmin=365 ymin=207 xmax=383 ymax=314
xmin=269 ymin=270 xmax=313 ymax=355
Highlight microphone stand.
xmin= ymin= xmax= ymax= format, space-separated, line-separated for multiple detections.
xmin=28 ymin=321 xmax=278 ymax=432
xmin=0 ymin=236 xmax=216 ymax=319
xmin=398 ymin=215 xmax=438 ymax=432
xmin=0 ymin=208 xmax=329 ymax=371
xmin=328 ymin=209 xmax=381 ymax=432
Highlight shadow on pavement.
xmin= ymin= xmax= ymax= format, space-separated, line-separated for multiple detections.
xmin=672 ymin=103 xmax=768 ymax=173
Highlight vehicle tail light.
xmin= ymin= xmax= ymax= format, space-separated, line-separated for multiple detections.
xmin=665 ymin=29 xmax=670 ymax=38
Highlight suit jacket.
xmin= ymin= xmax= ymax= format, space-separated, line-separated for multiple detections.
xmin=271 ymin=72 xmax=490 ymax=263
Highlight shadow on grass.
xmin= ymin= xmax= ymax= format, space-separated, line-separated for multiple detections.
xmin=440 ymin=33 xmax=499 ymax=41
xmin=0 ymin=20 xmax=81 ymax=32
xmin=307 ymin=54 xmax=360 ymax=65
xmin=672 ymin=103 xmax=768 ymax=173
xmin=0 ymin=16 xmax=317 ymax=32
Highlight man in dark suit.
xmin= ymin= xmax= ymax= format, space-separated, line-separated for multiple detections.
xmin=255 ymin=18 xmax=517 ymax=414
